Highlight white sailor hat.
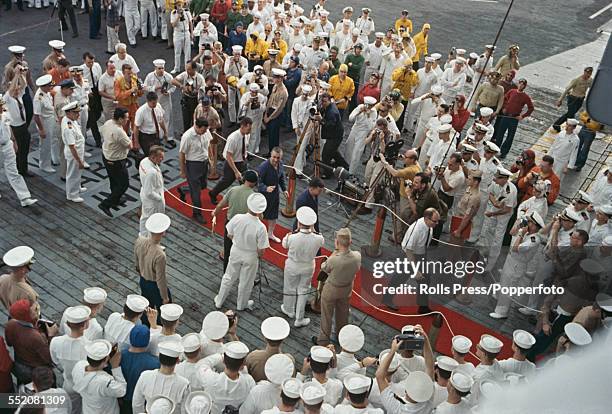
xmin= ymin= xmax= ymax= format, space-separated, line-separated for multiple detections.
xmin=36 ymin=74 xmax=53 ymax=87
xmin=232 ymin=45 xmax=243 ymax=53
xmin=378 ymin=349 xmax=401 ymax=371
xmin=300 ymin=381 xmax=326 ymax=405
xmin=310 ymin=345 xmax=333 ymax=363
xmin=479 ymin=379 xmax=502 ymax=398
xmin=62 ymin=101 xmax=81 ymax=112
xmin=342 ymin=6 xmax=353 ymax=13
xmin=268 ymin=49 xmax=280 ymax=55
xmin=3 ymin=246 xmax=34 ymax=267
xmin=402 ymin=371 xmax=434 ymax=403
xmin=249 ymin=83 xmax=260 ymax=92
xmin=575 ymin=190 xmax=592 ymax=204
xmin=482 ymin=141 xmax=500 ymax=154
xmin=200 ymin=13 xmax=209 ymax=20
xmin=452 ymin=335 xmax=472 ymax=354
xmin=456 ymin=48 xmax=467 ymax=55
xmin=264 ymin=353 xmax=294 ymax=384
xmin=253 ymin=65 xmax=264 ymax=72
xmin=564 ymin=322 xmax=592 ymax=346
xmin=479 ymin=107 xmax=494 ymax=117
xmin=485 ymin=44 xmax=496 ymax=50
xmin=85 ymin=339 xmax=113 ymax=360
xmin=566 ymin=118 xmax=579 ymax=126
xmin=252 ymin=11 xmax=261 ymax=19
xmin=431 ymin=84 xmax=444 ymax=95
xmin=352 ymin=28 xmax=361 ymax=36
xmin=455 ymin=57 xmax=467 ymax=64
xmin=272 ymin=68 xmax=286 ymax=77
xmin=146 ymin=213 xmax=171 ymax=234
xmin=512 ymin=329 xmax=536 ymax=349
xmin=375 ymin=32 xmax=385 ymax=38
xmin=343 ymin=373 xmax=371 ymax=394
xmin=319 ymin=80 xmax=331 ymax=89
xmin=469 ymin=52 xmax=479 ymax=59
xmin=560 ymin=207 xmax=581 ymax=222
xmin=8 ymin=45 xmax=26 ymax=54
xmin=185 ymin=391 xmax=212 ymax=414
xmin=294 ymin=5 xmax=304 ymax=14
xmin=282 ymin=378 xmax=303 ymax=398
xmin=125 ymin=294 xmax=149 ymax=313
xmin=363 ymin=96 xmax=377 ymax=105
xmin=49 ymin=40 xmax=66 ymax=50
xmin=462 ymin=144 xmax=477 ymax=153
xmin=182 ymin=333 xmax=202 ymax=353
xmin=438 ymin=124 xmax=452 ymax=134
xmin=495 ymin=167 xmax=512 ymax=178
xmin=580 ymin=258 xmax=604 ymax=275
xmin=338 ymin=325 xmax=364 ymax=353
xmin=597 ymin=204 xmax=612 ymax=215
xmin=302 ymin=84 xmax=313 ymax=93
xmin=153 ymin=59 xmax=166 ymax=67
xmin=319 ymin=9 xmax=330 ymax=17
xmin=430 ymin=53 xmax=442 ymax=60
xmin=450 ymin=371 xmax=473 ymax=393
xmin=296 ymin=206 xmax=318 ymax=227
xmin=147 ymin=395 xmax=176 ymax=414
xmin=83 ymin=287 xmax=107 ymax=304
xmin=224 ymin=341 xmax=249 ymax=359
xmin=439 ymin=114 xmax=452 ymax=125
xmin=65 ymin=305 xmax=92 ymax=324
xmin=300 ymin=17 xmax=312 ymax=26
xmin=201 ymin=311 xmax=229 ymax=340
xmin=596 ymin=293 xmax=612 ymax=312
xmin=160 ymin=303 xmax=184 ymax=321
xmin=479 ymin=334 xmax=503 ymax=353
xmin=436 ymin=355 xmax=459 ymax=372
xmin=159 ymin=341 xmax=184 ymax=358
xmin=273 ymin=5 xmax=282 ymax=13
xmin=247 ymin=193 xmax=267 ymax=214
xmin=424 ymin=56 xmax=435 ymax=63
xmin=261 ymin=316 xmax=290 ymax=341
xmin=293 ymin=43 xmax=303 ymax=51
xmin=528 ymin=211 xmax=545 ymax=228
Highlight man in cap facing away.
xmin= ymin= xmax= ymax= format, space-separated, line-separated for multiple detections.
xmin=241 ymin=353 xmax=294 ymax=414
xmin=59 ymin=287 xmax=107 ymax=340
xmin=245 ymin=317 xmax=293 ymax=382
xmin=120 ymin=324 xmax=160 ymax=409
xmin=104 ymin=294 xmax=150 ymax=350
xmin=298 ymin=346 xmax=343 ymax=406
xmin=214 ymin=192 xmax=270 ymax=311
xmin=261 ymin=378 xmax=303 ymax=414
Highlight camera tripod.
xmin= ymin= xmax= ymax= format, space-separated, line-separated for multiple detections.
xmin=321 ymin=178 xmax=351 ymax=218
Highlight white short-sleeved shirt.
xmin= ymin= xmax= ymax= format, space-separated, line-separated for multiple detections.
xmin=98 ymin=71 xmax=119 ymax=100
xmin=486 ymin=181 xmax=517 ymax=214
xmin=179 ymin=127 xmax=212 ymax=161
xmin=61 ymin=116 xmax=85 ymax=157
xmin=401 ymin=218 xmax=432 ymax=256
xmin=440 ymin=168 xmax=466 ymax=197
xmin=223 ymin=128 xmax=250 ymax=162
xmin=226 ymin=213 xmax=270 ymax=253
xmin=135 ymin=103 xmax=165 ymax=135
xmin=4 ymin=94 xmax=27 ymax=127
xmin=33 ymin=88 xmax=55 ymax=118
xmin=282 ymin=230 xmax=325 ymax=269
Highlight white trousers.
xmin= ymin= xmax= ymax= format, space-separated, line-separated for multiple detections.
xmin=55 ymin=123 xmax=67 ymax=178
xmin=417 ymin=136 xmax=432 ymax=166
xmin=107 ymin=26 xmax=120 ymax=54
xmin=215 ymin=248 xmax=259 ymax=310
xmin=345 ymin=129 xmax=368 ymax=175
xmin=140 ymin=2 xmax=158 ymax=37
xmin=34 ymin=0 xmax=50 ymax=7
xmin=525 ymin=258 xmax=554 ymax=310
xmin=173 ymin=31 xmax=191 ymax=72
xmin=479 ymin=212 xmax=512 ymax=272
xmin=403 ymin=99 xmax=423 ymax=134
xmin=0 ymin=141 xmax=31 ymax=201
xmin=413 ymin=115 xmax=430 ymax=149
xmin=139 ymin=201 xmax=166 ymax=236
xmin=79 ymin=107 xmax=90 ymax=144
xmin=380 ymin=75 xmax=393 ymax=98
xmin=65 ymin=151 xmax=84 ymax=200
xmin=227 ymin=87 xmax=242 ymax=123
xmin=493 ymin=259 xmax=528 ymax=317
xmin=247 ymin=114 xmax=264 ymax=153
xmin=159 ymin=95 xmax=173 ymax=139
xmin=294 ymin=127 xmax=313 ymax=173
xmin=125 ymin=9 xmax=141 ymax=45
xmin=39 ymin=116 xmax=55 ymax=170
xmin=283 ymin=263 xmax=315 ymax=321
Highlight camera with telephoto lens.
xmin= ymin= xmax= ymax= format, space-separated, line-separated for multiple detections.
xmin=250 ymin=96 xmax=261 ymax=110
xmin=531 ymin=172 xmax=539 ymax=182
xmin=308 ymin=102 xmax=320 ymax=117
xmin=397 ymin=328 xmax=425 ymax=351
xmin=516 ymin=155 xmax=524 ymax=166
xmin=433 ymin=165 xmax=446 ymax=174
xmin=520 ymin=217 xmax=529 ymax=227
xmin=161 ymin=80 xmax=169 ymax=94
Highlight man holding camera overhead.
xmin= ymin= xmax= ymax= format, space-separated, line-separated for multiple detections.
xmin=239 ymin=83 xmax=267 ymax=155
xmin=144 ymin=59 xmax=176 ymax=145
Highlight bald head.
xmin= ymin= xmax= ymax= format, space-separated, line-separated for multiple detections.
xmin=404 ymin=149 xmax=418 ymax=165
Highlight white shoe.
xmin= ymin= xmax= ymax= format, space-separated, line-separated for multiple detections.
xmin=20 ymin=198 xmax=38 ymax=207
xmin=41 ymin=167 xmax=56 ymax=173
xmin=68 ymin=197 xmax=84 ymax=203
xmin=294 ymin=318 xmax=310 ymax=327
xmin=170 ymin=69 xmax=178 ymax=75
xmin=84 ymin=152 xmax=92 ymax=158
xmin=83 ymin=162 xmax=90 ymax=169
xmin=80 ymin=187 xmax=88 ymax=193
xmin=213 ymin=295 xmax=222 ymax=309
xmin=518 ymin=307 xmax=537 ymax=316
xmin=269 ymin=234 xmax=281 ymax=243
xmin=489 ymin=312 xmax=507 ymax=319
xmin=280 ymin=304 xmax=295 ymax=318
xmin=238 ymin=300 xmax=255 ymax=311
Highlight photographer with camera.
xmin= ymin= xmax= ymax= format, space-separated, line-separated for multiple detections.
xmin=290 ymin=84 xmax=315 ymax=172
xmin=204 ymin=74 xmax=227 ymax=114
xmin=239 ymin=65 xmax=269 ymax=96
xmin=401 ymin=172 xmax=443 ymax=226
xmin=239 ymin=83 xmax=267 ymax=154
xmin=225 ymin=45 xmax=249 ymax=124
xmin=170 ymin=0 xmax=194 ymax=75
xmin=516 ymin=154 xmax=560 ymax=205
xmin=195 ymin=13 xmax=219 ymax=50
xmin=345 ymin=96 xmax=378 ymax=174
xmin=171 ymin=62 xmax=205 ymax=133
xmin=144 ymin=59 xmax=176 ymax=145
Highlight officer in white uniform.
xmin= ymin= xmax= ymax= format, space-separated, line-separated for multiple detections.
xmin=513 ymin=180 xmax=549 ymax=238
xmin=199 ymin=310 xmax=230 ymax=359
xmin=291 ymin=84 xmax=315 ymax=173
xmin=185 ymin=391 xmax=213 ymax=414
xmin=32 ymin=74 xmax=57 ymax=173
xmin=70 ymin=66 xmax=92 ymax=150
xmin=132 ymin=341 xmax=191 ymax=413
xmin=139 ymin=146 xmax=166 ymax=236
xmin=568 ymin=190 xmax=593 ymax=232
xmin=104 ymin=294 xmax=149 ymax=350
xmin=281 ymin=206 xmax=325 ymax=327
xmin=171 ymin=3 xmax=193 ymax=74
xmin=498 ymin=330 xmax=536 ymax=377
xmin=59 ymin=287 xmax=107 ymax=341
xmin=588 ymin=166 xmax=612 ymax=208
xmin=403 ymin=56 xmax=438 ymax=134
xmin=478 ymin=167 xmax=517 ymax=272
xmin=297 ymin=346 xmax=343 ymax=406
xmin=450 ymin=335 xmax=475 ymax=376
xmin=225 ymin=46 xmax=249 ymax=123
xmin=215 ymin=193 xmax=270 ymax=311
xmin=380 ymin=46 xmax=407 ymax=98
xmin=489 ymin=211 xmax=544 ymax=319
xmin=197 ymin=341 xmax=256 ymax=413
xmin=72 ymin=340 xmax=127 ymax=414
xmin=363 ymin=33 xmax=389 ymax=81
xmin=332 ymin=325 xmax=366 ymax=381
xmin=148 ymin=303 xmax=183 ymax=356
xmin=434 ymin=372 xmax=473 ymax=414
xmin=440 ymin=58 xmax=467 ymax=104
xmin=345 ymin=96 xmax=378 ymax=174
xmin=175 ymin=333 xmax=203 ymax=385
xmin=61 ymin=102 xmax=87 ymax=203
xmin=123 ymin=0 xmax=141 ymax=46
xmin=587 ymin=204 xmax=612 ymax=247
xmin=145 ymin=59 xmax=176 ymax=142
xmin=239 ymin=83 xmax=268 ymax=154
xmin=355 ymin=8 xmax=375 ymax=44
xmin=0 ymin=94 xmax=37 ymax=207
xmin=241 ymin=353 xmax=294 ymax=414
xmin=140 ymin=0 xmax=158 ymax=39
xmin=547 ymin=118 xmax=579 ymax=182
xmin=50 ymin=305 xmax=92 ymax=414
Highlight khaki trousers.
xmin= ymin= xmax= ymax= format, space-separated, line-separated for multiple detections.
xmin=317 ymin=283 xmax=352 ymax=345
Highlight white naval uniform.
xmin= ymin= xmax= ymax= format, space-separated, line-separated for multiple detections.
xmin=296 ymin=374 xmax=344 ymax=406
xmin=171 ymin=9 xmax=193 ymax=73
xmin=239 ymin=381 xmax=281 ymax=414
xmin=50 ymin=335 xmax=90 ymax=414
xmin=515 ymin=196 xmax=548 ymax=232
xmin=413 ymin=96 xmax=445 ymax=150
xmin=224 ymin=57 xmax=249 ymax=123
xmin=139 ymin=156 xmax=166 ymax=236
xmin=380 ymin=52 xmax=407 ymax=98
xmin=392 ymin=354 xmax=427 ymax=382
xmin=147 ymin=329 xmax=182 ymax=356
xmin=282 ymin=229 xmax=325 ymax=321
xmin=587 ymin=221 xmax=611 ymax=247
xmin=61 ymin=116 xmax=86 ymax=200
xmin=345 ymin=105 xmax=378 ymax=174
xmin=59 ymin=311 xmax=104 ymax=341
xmin=73 ymin=80 xmax=91 ymax=141
xmin=215 ymin=213 xmax=270 ymax=310
xmin=104 ymin=313 xmax=136 ymax=351
xmin=140 ymin=0 xmax=158 ymax=37
xmin=194 ymin=21 xmax=219 ymax=47
xmin=330 ymin=352 xmax=366 ymax=381
xmin=239 ymin=92 xmax=268 ymax=153
xmin=403 ymin=67 xmax=438 ymax=133
xmin=291 ymin=95 xmax=315 ymax=173
xmin=0 ymin=112 xmax=32 ymax=202
xmin=123 ymin=0 xmax=141 ymax=45
xmin=109 ymin=53 xmax=141 ymax=75
xmin=144 ymin=70 xmax=176 ymax=140
xmin=498 ymin=357 xmax=536 ymax=377
xmin=568 ymin=205 xmax=592 ymax=233
xmin=470 ymin=361 xmax=504 ymax=405
xmin=547 ymin=130 xmax=579 ymax=182
xmin=380 ymin=387 xmax=432 ymax=414
xmin=314 ymin=19 xmax=334 ymax=36
xmin=491 ymin=232 xmax=541 ymax=317
xmin=427 ymin=138 xmax=456 ymax=172
xmin=433 ymin=399 xmax=472 ymax=414
xmin=334 ymin=405 xmax=383 ymax=414
xmin=417 ymin=115 xmax=442 ymax=166
xmin=199 ymin=336 xmax=224 ymax=359
xmin=175 ymin=360 xmax=200 ymax=386
xmin=33 ymin=87 xmax=56 ymax=171
xmin=468 ymin=156 xmax=501 ymax=243
xmin=132 ymin=369 xmax=190 ymax=413
xmin=71 ymin=360 xmax=126 ymax=414
xmin=440 ymin=68 xmax=466 ymax=105
xmin=364 ymin=42 xmax=390 ymax=81
xmin=355 ymin=16 xmax=375 ymax=44
xmin=479 ymin=180 xmax=517 ymax=271
xmin=299 ymin=47 xmax=329 ymax=71
xmin=197 ymin=362 xmax=256 ymax=414
xmin=588 ymin=169 xmax=612 ymax=207
xmin=432 ymin=382 xmax=448 ymax=408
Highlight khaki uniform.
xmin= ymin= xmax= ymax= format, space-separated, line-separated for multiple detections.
xmin=245 ymin=349 xmax=295 ymax=383
xmin=0 ymin=274 xmax=39 ymax=310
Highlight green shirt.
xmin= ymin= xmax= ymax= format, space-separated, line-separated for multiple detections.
xmin=226 ymin=10 xmax=242 ymax=32
xmin=345 ymin=54 xmax=365 ymax=83
xmin=328 ymin=58 xmax=341 ymax=77
xmin=190 ymin=0 xmax=212 ymax=16
xmin=224 ymin=184 xmax=254 ymax=220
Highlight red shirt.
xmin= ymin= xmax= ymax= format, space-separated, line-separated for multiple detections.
xmin=5 ymin=319 xmax=52 ymax=369
xmin=452 ymin=108 xmax=471 ymax=132
xmin=357 ymin=84 xmax=381 ymax=104
xmin=211 ymin=0 xmax=230 ymax=23
xmin=517 ymin=166 xmax=560 ymax=205
xmin=502 ymin=89 xmax=534 ymax=118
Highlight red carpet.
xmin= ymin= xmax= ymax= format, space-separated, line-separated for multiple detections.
xmin=165 ymin=184 xmax=513 ymax=362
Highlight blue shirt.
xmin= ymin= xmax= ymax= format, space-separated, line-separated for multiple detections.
xmin=120 ymin=350 xmax=160 ymax=401
xmin=227 ymin=31 xmax=247 ymax=54
xmin=293 ymin=188 xmax=319 ymax=231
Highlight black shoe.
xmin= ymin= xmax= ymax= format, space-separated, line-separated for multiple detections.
xmin=72 ymin=32 xmax=79 ymax=38
xmin=417 ymin=306 xmax=432 ymax=314
xmin=60 ymin=177 xmax=66 ymax=182
xmin=178 ymin=187 xmax=186 ymax=202
xmin=356 ymin=206 xmax=372 ymax=215
xmin=311 ymin=336 xmax=319 ymax=345
xmin=210 ymin=193 xmax=219 ymax=205
xmin=362 ymin=159 xmax=368 ymax=165
xmin=166 ymin=140 xmax=177 ymax=149
xmin=98 ymin=203 xmax=114 ymax=217
xmin=130 ymin=43 xmax=137 ymax=48
xmin=193 ymin=214 xmax=205 ymax=224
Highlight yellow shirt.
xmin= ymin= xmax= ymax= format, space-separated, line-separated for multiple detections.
xmin=329 ymin=75 xmax=355 ymax=110
xmin=395 ymin=18 xmax=413 ymax=34
xmin=579 ymin=111 xmax=603 ymax=131
xmin=165 ymin=0 xmax=176 ymax=12
xmin=412 ymin=30 xmax=428 ymax=61
xmin=268 ymin=39 xmax=288 ymax=62
xmin=391 ymin=66 xmax=419 ymax=101
xmin=245 ymin=37 xmax=268 ymax=61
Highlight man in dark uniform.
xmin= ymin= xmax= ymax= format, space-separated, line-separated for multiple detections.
xmin=293 ymin=177 xmax=325 ymax=232
xmin=257 ymin=147 xmax=288 ymax=243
